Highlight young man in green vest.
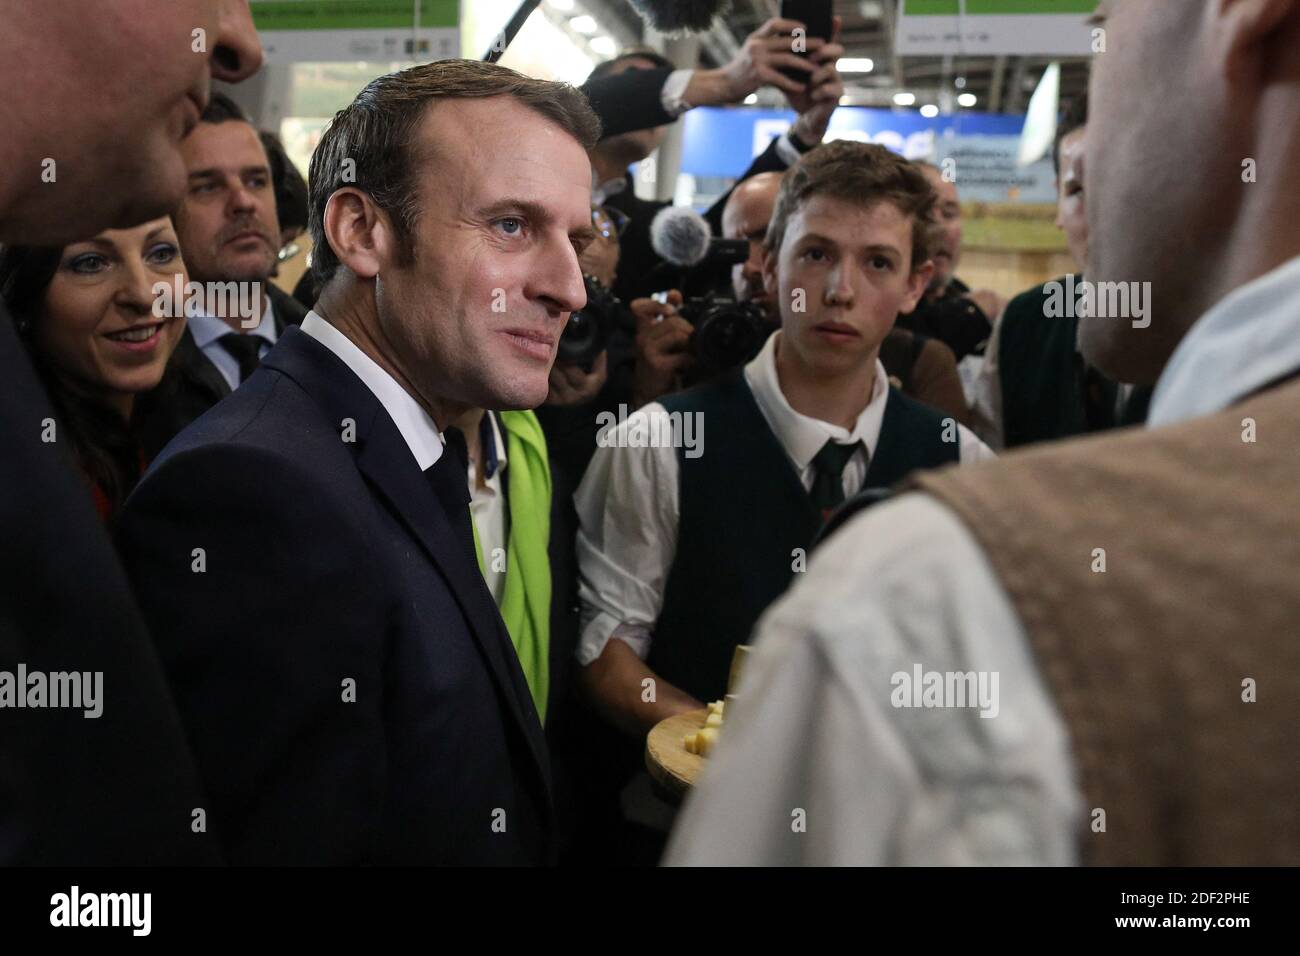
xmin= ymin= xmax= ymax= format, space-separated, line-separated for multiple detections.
xmin=575 ymin=141 xmax=994 ymax=738
xmin=667 ymin=0 xmax=1300 ymax=867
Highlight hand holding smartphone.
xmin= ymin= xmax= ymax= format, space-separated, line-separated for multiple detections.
xmin=778 ymin=0 xmax=835 ymax=85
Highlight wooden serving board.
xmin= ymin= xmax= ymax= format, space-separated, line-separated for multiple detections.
xmin=645 ymin=707 xmax=710 ymax=804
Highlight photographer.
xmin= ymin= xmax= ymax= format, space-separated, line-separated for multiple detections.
xmin=590 ymin=17 xmax=846 ymax=305
xmin=628 ymin=292 xmax=694 ymax=409
xmin=895 ymin=162 xmax=1007 ymax=361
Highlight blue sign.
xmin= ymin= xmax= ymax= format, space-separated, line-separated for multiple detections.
xmin=680 ymin=107 xmax=1055 ymax=203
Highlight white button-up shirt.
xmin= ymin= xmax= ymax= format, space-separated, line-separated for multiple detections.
xmin=467 ymin=412 xmax=509 ymax=606
xmin=574 ymin=330 xmax=995 ymax=666
xmin=187 ymin=296 xmax=279 ymax=393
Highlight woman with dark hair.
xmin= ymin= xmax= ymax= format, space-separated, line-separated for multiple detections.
xmin=0 ymin=217 xmax=188 ymax=524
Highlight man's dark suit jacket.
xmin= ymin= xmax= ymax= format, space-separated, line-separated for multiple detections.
xmin=0 ymin=305 xmax=215 ymax=865
xmin=137 ymin=282 xmax=308 ymax=458
xmin=115 ymin=326 xmax=554 ymax=865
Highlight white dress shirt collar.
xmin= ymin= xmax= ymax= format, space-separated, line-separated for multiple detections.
xmin=1149 ymin=254 xmax=1300 ymax=427
xmin=188 ymin=295 xmax=278 ymax=350
xmin=743 ymin=330 xmax=891 ymax=471
xmin=300 ymin=310 xmax=444 ymax=470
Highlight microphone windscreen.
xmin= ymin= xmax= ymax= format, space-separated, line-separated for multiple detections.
xmin=650 ymin=205 xmax=713 ymax=267
xmin=626 ymin=0 xmax=732 ymax=35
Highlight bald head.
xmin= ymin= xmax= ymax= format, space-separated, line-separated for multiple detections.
xmin=723 ymin=172 xmax=784 ymax=311
xmin=919 ymin=163 xmax=962 ymax=291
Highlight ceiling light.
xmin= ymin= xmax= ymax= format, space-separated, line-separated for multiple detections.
xmin=958 ymin=92 xmax=977 ymax=107
xmin=570 ymin=15 xmax=597 ymax=33
xmin=837 ymin=58 xmax=874 ymax=73
xmin=549 ymin=0 xmax=575 ymax=10
xmin=590 ymin=35 xmax=616 ymax=55
xmin=893 ymin=92 xmax=916 ymax=107
xmin=744 ymin=93 xmax=758 ymax=105
xmin=920 ymin=104 xmax=939 ymax=118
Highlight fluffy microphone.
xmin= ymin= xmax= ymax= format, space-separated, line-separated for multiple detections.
xmin=626 ymin=0 xmax=732 ymax=35
xmin=650 ymin=205 xmax=713 ymax=267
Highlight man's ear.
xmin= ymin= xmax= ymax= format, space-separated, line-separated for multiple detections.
xmin=1215 ymin=0 xmax=1299 ymax=85
xmin=322 ymin=187 xmax=395 ymax=280
xmin=901 ymin=259 xmax=935 ymax=316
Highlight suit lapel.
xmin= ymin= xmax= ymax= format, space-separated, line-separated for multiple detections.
xmin=176 ymin=328 xmax=231 ymax=403
xmin=356 ymin=433 xmax=548 ymax=729
xmin=263 ymin=329 xmax=552 ymax=796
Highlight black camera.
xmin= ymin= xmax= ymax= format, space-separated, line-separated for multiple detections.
xmin=678 ymin=296 xmax=771 ymax=379
xmin=557 ymin=275 xmax=627 ymax=369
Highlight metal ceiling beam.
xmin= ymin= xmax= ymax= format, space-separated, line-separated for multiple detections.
xmin=1003 ymin=57 xmax=1029 ymax=114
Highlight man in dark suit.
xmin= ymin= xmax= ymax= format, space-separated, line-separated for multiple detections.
xmin=138 ymin=94 xmax=309 ymax=456
xmin=116 ymin=59 xmax=601 ymax=864
xmin=0 ymin=0 xmax=261 ymax=865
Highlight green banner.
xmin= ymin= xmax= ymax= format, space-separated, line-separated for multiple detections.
xmin=251 ymin=0 xmax=458 ymax=32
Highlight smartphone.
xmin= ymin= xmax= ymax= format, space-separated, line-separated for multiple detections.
xmin=778 ymin=0 xmax=834 ymax=86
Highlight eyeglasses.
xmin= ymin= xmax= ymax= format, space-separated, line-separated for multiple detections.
xmin=592 ymin=206 xmax=629 ymax=240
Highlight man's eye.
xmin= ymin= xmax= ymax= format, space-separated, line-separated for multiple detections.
xmin=803 ymin=248 xmax=827 ymax=262
xmin=871 ymin=256 xmax=893 ymax=271
xmin=248 ymin=176 xmax=269 ymax=190
xmin=192 ymin=182 xmax=220 ymax=195
xmin=496 ymin=218 xmax=524 ymax=237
